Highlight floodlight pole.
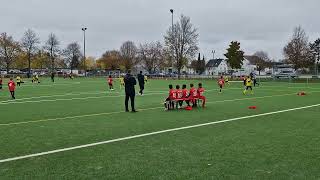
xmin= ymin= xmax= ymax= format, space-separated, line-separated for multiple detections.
xmin=212 ymin=50 xmax=216 ymax=60
xmin=82 ymin=27 xmax=87 ymax=77
xmin=170 ymin=9 xmax=174 ymax=71
xmin=315 ymin=44 xmax=320 ymax=77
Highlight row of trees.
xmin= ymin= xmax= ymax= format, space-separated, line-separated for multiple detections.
xmin=1 ymin=18 xmax=318 ymax=77
xmin=96 ymin=15 xmax=199 ymax=76
xmin=0 ymin=30 xmax=84 ymax=77
xmin=96 ymin=41 xmax=168 ymax=73
xmin=0 ymin=14 xmax=200 ymax=77
xmin=222 ymin=26 xmax=320 ymax=75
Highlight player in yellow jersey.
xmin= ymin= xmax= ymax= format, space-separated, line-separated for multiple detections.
xmin=243 ymin=77 xmax=254 ymax=95
xmin=119 ymin=76 xmax=125 ymax=89
xmin=225 ymin=76 xmax=230 ymax=86
xmin=144 ymin=75 xmax=148 ymax=83
xmin=16 ymin=75 xmax=22 ymax=86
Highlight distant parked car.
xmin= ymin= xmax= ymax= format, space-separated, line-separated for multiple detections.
xmin=9 ymin=69 xmax=23 ymax=74
xmin=272 ymin=70 xmax=298 ymax=79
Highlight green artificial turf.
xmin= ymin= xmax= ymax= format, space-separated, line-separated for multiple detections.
xmin=0 ymin=77 xmax=320 ymax=179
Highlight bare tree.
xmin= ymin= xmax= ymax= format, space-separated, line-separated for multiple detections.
xmin=21 ymin=29 xmax=40 ymax=77
xmin=254 ymin=51 xmax=270 ymax=61
xmin=0 ymin=33 xmax=20 ymax=73
xmin=44 ymin=33 xmax=60 ymax=72
xmin=120 ymin=41 xmax=137 ymax=71
xmin=283 ymin=26 xmax=313 ymax=70
xmin=63 ymin=42 xmax=82 ymax=72
xmin=245 ymin=51 xmax=271 ymax=75
xmin=164 ymin=15 xmax=199 ymax=77
xmin=138 ymin=41 xmax=163 ymax=74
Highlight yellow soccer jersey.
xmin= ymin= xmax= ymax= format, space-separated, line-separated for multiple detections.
xmin=120 ymin=78 xmax=124 ymax=84
xmin=16 ymin=76 xmax=21 ymax=82
xmin=246 ymin=78 xmax=253 ymax=87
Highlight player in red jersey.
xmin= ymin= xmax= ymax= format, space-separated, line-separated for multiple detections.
xmin=189 ymin=83 xmax=198 ymax=107
xmin=182 ymin=84 xmax=190 ymax=107
xmin=218 ymin=76 xmax=225 ymax=93
xmin=164 ymin=84 xmax=176 ymax=110
xmin=107 ymin=75 xmax=114 ymax=90
xmin=175 ymin=85 xmax=184 ymax=108
xmin=197 ymin=83 xmax=206 ymax=108
xmin=8 ymin=78 xmax=16 ymax=99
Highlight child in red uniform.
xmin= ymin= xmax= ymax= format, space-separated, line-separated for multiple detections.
xmin=107 ymin=75 xmax=114 ymax=90
xmin=175 ymin=85 xmax=183 ymax=108
xmin=8 ymin=78 xmax=16 ymax=99
xmin=189 ymin=84 xmax=198 ymax=107
xmin=197 ymin=83 xmax=206 ymax=107
xmin=164 ymin=84 xmax=176 ymax=110
xmin=182 ymin=84 xmax=190 ymax=107
xmin=218 ymin=76 xmax=225 ymax=93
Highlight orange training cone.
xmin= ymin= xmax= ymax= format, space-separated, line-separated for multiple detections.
xmin=249 ymin=106 xmax=257 ymax=109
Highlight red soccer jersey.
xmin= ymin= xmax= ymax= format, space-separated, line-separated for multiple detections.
xmin=218 ymin=79 xmax=225 ymax=86
xmin=169 ymin=89 xmax=176 ymax=100
xmin=189 ymin=87 xmax=198 ymax=98
xmin=108 ymin=78 xmax=113 ymax=84
xmin=182 ymin=89 xmax=189 ymax=98
xmin=8 ymin=80 xmax=16 ymax=91
xmin=0 ymin=79 xmax=2 ymax=84
xmin=176 ymin=89 xmax=183 ymax=99
xmin=197 ymin=87 xmax=205 ymax=97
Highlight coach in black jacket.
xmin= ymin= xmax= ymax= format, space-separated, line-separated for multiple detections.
xmin=137 ymin=71 xmax=145 ymax=95
xmin=124 ymin=71 xmax=137 ymax=112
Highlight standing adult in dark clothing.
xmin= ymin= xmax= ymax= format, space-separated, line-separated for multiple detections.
xmin=137 ymin=71 xmax=145 ymax=95
xmin=51 ymin=72 xmax=55 ymax=82
xmin=124 ymin=71 xmax=137 ymax=112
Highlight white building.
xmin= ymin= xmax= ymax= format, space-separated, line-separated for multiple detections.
xmin=241 ymin=57 xmax=258 ymax=74
xmin=205 ymin=59 xmax=229 ymax=75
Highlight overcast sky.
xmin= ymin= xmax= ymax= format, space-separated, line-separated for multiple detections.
xmin=1 ymin=0 xmax=319 ymax=61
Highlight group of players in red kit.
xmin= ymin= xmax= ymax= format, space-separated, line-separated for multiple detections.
xmin=164 ymin=83 xmax=206 ymax=110
xmin=164 ymin=76 xmax=227 ymax=111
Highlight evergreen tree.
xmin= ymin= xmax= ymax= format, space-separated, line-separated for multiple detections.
xmin=224 ymin=41 xmax=244 ymax=69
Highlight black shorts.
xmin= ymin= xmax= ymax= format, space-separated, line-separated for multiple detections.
xmin=246 ymin=86 xmax=252 ymax=90
xmin=220 ymin=85 xmax=223 ymax=89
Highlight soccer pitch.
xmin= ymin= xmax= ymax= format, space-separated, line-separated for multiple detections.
xmin=1 ymin=78 xmax=320 ymax=179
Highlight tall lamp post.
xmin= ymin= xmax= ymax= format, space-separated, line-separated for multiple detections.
xmin=82 ymin=27 xmax=87 ymax=77
xmin=170 ymin=9 xmax=174 ymax=72
xmin=311 ymin=39 xmax=320 ymax=77
xmin=316 ymin=41 xmax=320 ymax=77
xmin=212 ymin=50 xmax=216 ymax=60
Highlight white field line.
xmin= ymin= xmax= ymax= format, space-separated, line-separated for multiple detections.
xmin=1 ymin=103 xmax=319 ymax=163
xmin=0 ymin=90 xmax=169 ymax=103
xmin=18 ymin=82 xmax=82 ymax=87
xmin=0 ymin=91 xmax=310 ymax=127
xmin=0 ymin=92 xmax=167 ymax=105
xmin=0 ymin=91 xmax=118 ymax=103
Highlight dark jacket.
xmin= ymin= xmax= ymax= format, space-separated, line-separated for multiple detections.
xmin=137 ymin=74 xmax=145 ymax=85
xmin=124 ymin=73 xmax=137 ymax=95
